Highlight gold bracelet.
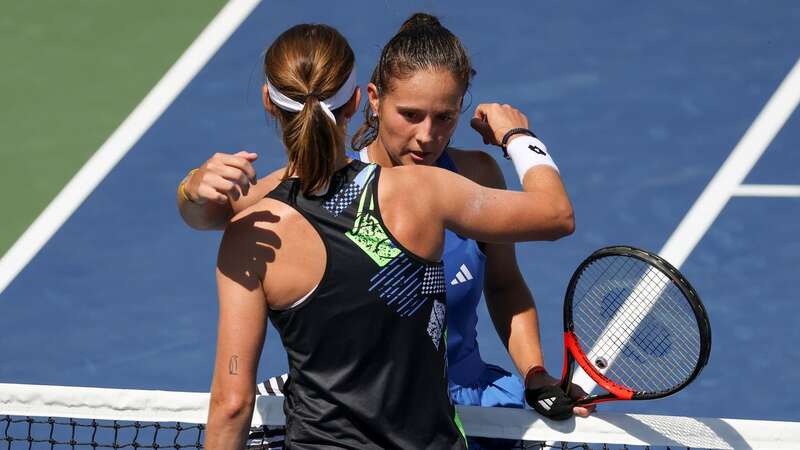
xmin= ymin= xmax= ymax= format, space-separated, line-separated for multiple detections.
xmin=178 ymin=168 xmax=199 ymax=203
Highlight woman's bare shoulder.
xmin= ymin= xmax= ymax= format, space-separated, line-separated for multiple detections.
xmin=446 ymin=148 xmax=506 ymax=189
xmin=223 ymin=197 xmax=293 ymax=251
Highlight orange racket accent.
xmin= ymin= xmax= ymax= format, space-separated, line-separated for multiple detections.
xmin=564 ymin=331 xmax=635 ymax=401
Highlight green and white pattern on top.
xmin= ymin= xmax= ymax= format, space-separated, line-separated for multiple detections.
xmin=345 ymin=164 xmax=402 ymax=267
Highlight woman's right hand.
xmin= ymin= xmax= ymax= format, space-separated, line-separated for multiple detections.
xmin=469 ymin=103 xmax=530 ymax=146
xmin=525 ymin=370 xmax=596 ymax=419
xmin=184 ymin=151 xmax=258 ymax=205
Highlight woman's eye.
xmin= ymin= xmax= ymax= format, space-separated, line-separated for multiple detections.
xmin=402 ymin=111 xmax=417 ymax=120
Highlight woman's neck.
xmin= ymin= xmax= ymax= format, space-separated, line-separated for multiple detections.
xmin=333 ymin=149 xmax=350 ymax=170
xmin=366 ymin=139 xmax=397 ymax=167
xmin=285 ymin=147 xmax=350 ymax=179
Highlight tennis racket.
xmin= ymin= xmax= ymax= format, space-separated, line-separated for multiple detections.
xmin=560 ymin=245 xmax=711 ymax=406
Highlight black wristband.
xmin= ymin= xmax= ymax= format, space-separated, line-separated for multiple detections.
xmin=500 ymin=128 xmax=537 ymax=159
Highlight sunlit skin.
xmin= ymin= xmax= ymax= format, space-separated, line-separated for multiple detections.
xmin=365 ymin=69 xmax=462 ymax=167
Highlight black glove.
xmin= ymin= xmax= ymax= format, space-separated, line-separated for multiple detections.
xmin=525 ymin=384 xmax=575 ymax=421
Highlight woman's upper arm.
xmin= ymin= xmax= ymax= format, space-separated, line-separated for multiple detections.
xmin=212 ymin=224 xmax=269 ymax=398
xmin=482 ymin=241 xmax=527 ymax=294
xmin=429 ymin=164 xmax=574 ymax=243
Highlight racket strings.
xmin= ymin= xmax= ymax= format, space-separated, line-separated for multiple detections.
xmin=575 ymin=304 xmax=693 ymax=391
xmin=571 ymin=256 xmax=702 ymax=394
xmin=580 ymin=263 xmax=699 ymax=390
xmin=601 ymin=270 xmax=700 ymax=363
xmin=580 ymin=267 xmax=699 ymax=390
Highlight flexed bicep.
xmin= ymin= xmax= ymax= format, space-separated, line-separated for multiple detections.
xmin=433 ymin=165 xmax=574 ymax=243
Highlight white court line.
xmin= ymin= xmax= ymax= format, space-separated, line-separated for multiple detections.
xmin=0 ymin=0 xmax=261 ymax=295
xmin=572 ymin=57 xmax=800 ymax=392
xmin=657 ymin=57 xmax=800 ymax=267
xmin=733 ymin=184 xmax=800 ymax=197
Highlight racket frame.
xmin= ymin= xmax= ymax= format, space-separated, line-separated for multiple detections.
xmin=560 ymin=245 xmax=712 ymax=406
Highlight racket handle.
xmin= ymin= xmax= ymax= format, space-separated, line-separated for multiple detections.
xmin=560 ymin=346 xmax=573 ymax=394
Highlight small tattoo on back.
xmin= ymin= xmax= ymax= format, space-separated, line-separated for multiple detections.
xmin=229 ymin=355 xmax=239 ymax=375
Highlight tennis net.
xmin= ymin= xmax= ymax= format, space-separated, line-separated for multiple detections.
xmin=2 ymin=383 xmax=798 ymax=449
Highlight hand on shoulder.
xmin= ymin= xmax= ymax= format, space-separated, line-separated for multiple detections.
xmin=184 ymin=151 xmax=259 ymax=204
xmin=228 ymin=166 xmax=285 ymax=214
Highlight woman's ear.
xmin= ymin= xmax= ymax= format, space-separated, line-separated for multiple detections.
xmin=262 ymin=84 xmax=277 ymax=116
xmin=366 ymin=82 xmax=380 ymax=118
xmin=342 ymin=86 xmax=362 ymax=120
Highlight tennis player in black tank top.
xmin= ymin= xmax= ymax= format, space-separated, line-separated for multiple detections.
xmin=205 ymin=24 xmax=574 ymax=450
xmin=267 ymin=161 xmax=461 ymax=449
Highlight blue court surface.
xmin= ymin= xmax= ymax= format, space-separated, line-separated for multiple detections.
xmin=1 ymin=1 xmax=798 ymax=423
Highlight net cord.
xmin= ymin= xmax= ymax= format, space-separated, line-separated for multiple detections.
xmin=2 ymin=383 xmax=799 ymax=449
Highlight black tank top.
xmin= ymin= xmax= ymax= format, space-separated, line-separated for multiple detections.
xmin=267 ymin=160 xmax=467 ymax=450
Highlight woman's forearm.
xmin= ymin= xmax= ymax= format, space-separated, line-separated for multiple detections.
xmin=177 ymin=164 xmax=286 ymax=230
xmin=205 ymin=392 xmax=255 ymax=450
xmin=175 ymin=151 xmax=264 ymax=230
xmin=177 ymin=187 xmax=233 ymax=230
xmin=484 ymin=281 xmax=545 ymax=377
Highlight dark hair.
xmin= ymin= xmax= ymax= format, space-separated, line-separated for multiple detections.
xmin=351 ymin=13 xmax=475 ymax=150
xmin=265 ymin=24 xmax=355 ymax=194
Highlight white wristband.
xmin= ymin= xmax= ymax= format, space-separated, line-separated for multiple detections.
xmin=505 ymin=135 xmax=559 ymax=183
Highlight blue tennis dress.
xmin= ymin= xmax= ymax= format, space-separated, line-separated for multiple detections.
xmin=353 ymin=149 xmax=526 ymax=410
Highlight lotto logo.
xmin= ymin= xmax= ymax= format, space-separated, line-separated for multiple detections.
xmin=529 ymin=144 xmax=546 ymax=155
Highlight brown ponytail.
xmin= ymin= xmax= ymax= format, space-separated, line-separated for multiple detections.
xmin=351 ymin=13 xmax=475 ymax=150
xmin=265 ymin=24 xmax=355 ymax=194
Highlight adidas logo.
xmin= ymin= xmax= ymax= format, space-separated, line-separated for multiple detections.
xmin=450 ymin=264 xmax=474 ymax=285
xmin=538 ymin=396 xmax=556 ymax=411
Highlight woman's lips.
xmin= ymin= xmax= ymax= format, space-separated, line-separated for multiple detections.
xmin=408 ymin=151 xmax=428 ymax=163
